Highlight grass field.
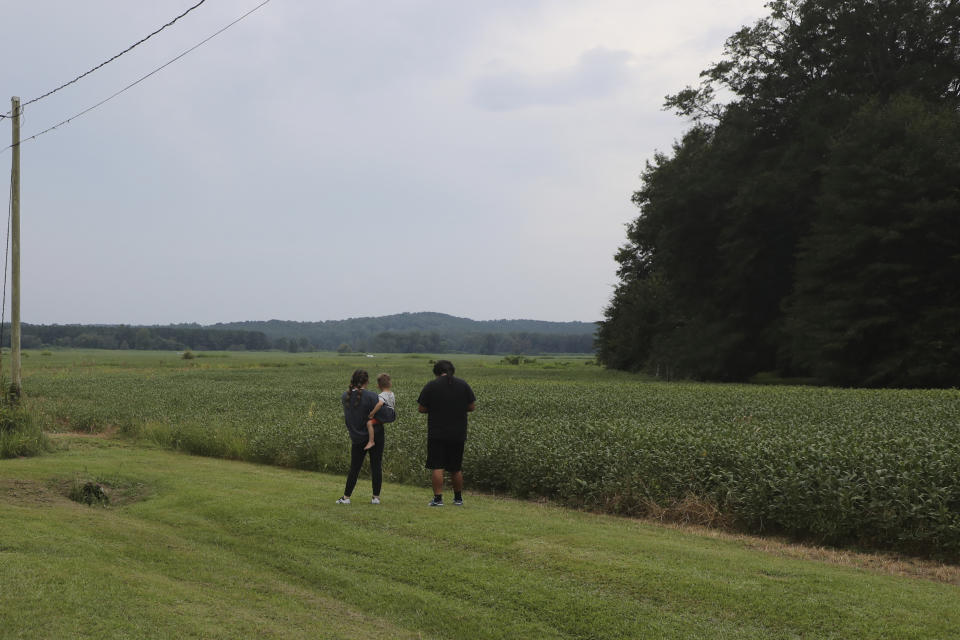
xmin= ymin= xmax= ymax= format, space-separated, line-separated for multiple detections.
xmin=2 ymin=436 xmax=959 ymax=640
xmin=2 ymin=349 xmax=960 ymax=637
xmin=15 ymin=349 xmax=960 ymax=557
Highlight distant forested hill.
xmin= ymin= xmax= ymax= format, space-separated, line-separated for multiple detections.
xmin=207 ymin=312 xmax=597 ymax=354
xmin=17 ymin=324 xmax=271 ymax=352
xmin=14 ymin=313 xmax=597 ymax=354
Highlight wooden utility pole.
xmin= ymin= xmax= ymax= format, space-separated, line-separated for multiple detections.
xmin=10 ymin=96 xmax=21 ymax=400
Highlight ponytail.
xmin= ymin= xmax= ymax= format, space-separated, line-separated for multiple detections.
xmin=347 ymin=369 xmax=369 ymax=407
xmin=433 ymin=360 xmax=455 ymax=384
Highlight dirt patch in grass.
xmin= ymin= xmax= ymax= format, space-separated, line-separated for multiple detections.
xmin=55 ymin=475 xmax=153 ymax=508
xmin=0 ymin=476 xmax=152 ymax=508
xmin=0 ymin=479 xmax=61 ymax=506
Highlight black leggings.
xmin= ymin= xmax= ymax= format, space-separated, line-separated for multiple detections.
xmin=343 ymin=431 xmax=384 ymax=497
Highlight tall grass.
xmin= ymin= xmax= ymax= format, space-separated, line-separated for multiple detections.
xmin=0 ymin=404 xmax=51 ymax=458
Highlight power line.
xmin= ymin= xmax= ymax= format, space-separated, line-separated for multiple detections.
xmin=7 ymin=0 xmax=208 ymax=115
xmin=1 ymin=0 xmax=274 ymax=153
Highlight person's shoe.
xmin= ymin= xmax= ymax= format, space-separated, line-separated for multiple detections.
xmin=453 ymin=497 xmax=464 ymax=506
xmin=371 ymin=496 xmax=381 ymax=505
xmin=335 ymin=497 xmax=351 ymax=504
xmin=428 ymin=497 xmax=444 ymax=507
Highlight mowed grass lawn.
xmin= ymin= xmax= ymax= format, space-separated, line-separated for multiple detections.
xmin=1 ymin=437 xmax=958 ymax=640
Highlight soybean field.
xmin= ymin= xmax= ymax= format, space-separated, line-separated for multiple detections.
xmin=17 ymin=349 xmax=960 ymax=558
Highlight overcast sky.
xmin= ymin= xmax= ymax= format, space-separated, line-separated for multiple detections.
xmin=1 ymin=0 xmax=770 ymax=325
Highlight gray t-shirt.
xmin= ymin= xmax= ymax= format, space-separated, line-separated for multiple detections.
xmin=378 ymin=390 xmax=396 ymax=410
xmin=341 ymin=388 xmax=380 ymax=443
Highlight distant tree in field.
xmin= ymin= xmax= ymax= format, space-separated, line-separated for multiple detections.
xmin=598 ymin=0 xmax=960 ymax=387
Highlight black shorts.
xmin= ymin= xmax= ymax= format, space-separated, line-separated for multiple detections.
xmin=425 ymin=438 xmax=465 ymax=472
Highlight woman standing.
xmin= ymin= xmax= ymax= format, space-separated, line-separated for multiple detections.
xmin=336 ymin=369 xmax=385 ymax=504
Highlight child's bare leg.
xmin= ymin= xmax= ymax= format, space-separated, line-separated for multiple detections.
xmin=364 ymin=420 xmax=375 ymax=450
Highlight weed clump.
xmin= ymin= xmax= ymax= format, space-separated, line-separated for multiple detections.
xmin=0 ymin=406 xmax=23 ymax=433
xmin=69 ymin=479 xmax=109 ymax=506
xmin=0 ymin=405 xmax=51 ymax=458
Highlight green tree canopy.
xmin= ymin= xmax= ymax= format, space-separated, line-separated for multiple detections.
xmin=598 ymin=0 xmax=960 ymax=387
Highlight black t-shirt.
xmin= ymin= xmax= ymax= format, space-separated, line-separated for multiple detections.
xmin=341 ymin=388 xmax=380 ymax=444
xmin=417 ymin=375 xmax=476 ymax=442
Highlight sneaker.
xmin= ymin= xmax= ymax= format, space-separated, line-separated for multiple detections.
xmin=453 ymin=497 xmax=464 ymax=506
xmin=428 ymin=497 xmax=444 ymax=507
xmin=335 ymin=497 xmax=351 ymax=504
xmin=371 ymin=497 xmax=381 ymax=505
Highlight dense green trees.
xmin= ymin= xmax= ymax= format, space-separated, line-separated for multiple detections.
xmin=13 ymin=325 xmax=272 ymax=352
xmin=213 ymin=313 xmax=596 ymax=354
xmin=598 ymin=0 xmax=960 ymax=387
xmin=10 ymin=314 xmax=595 ymax=355
xmin=785 ymin=95 xmax=960 ymax=386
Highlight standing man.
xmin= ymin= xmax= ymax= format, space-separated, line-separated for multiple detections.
xmin=417 ymin=360 xmax=476 ymax=506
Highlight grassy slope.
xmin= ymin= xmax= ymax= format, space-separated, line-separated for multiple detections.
xmin=1 ymin=438 xmax=958 ymax=640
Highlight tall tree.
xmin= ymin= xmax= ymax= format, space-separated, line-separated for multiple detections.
xmin=599 ymin=0 xmax=960 ymax=386
xmin=784 ymin=94 xmax=960 ymax=386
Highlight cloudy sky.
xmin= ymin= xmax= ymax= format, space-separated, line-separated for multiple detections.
xmin=1 ymin=0 xmax=770 ymax=325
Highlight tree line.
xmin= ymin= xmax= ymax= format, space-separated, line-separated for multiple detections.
xmin=208 ymin=312 xmax=597 ymax=345
xmin=354 ymin=330 xmax=592 ymax=354
xmin=13 ymin=325 xmax=271 ymax=352
xmin=7 ymin=323 xmax=594 ymax=355
xmin=597 ymin=0 xmax=960 ymax=388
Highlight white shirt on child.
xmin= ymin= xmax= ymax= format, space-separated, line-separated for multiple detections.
xmin=378 ymin=390 xmax=395 ymax=409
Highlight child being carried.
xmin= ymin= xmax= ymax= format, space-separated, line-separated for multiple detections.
xmin=365 ymin=373 xmax=396 ymax=450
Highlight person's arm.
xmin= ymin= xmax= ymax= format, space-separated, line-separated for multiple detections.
xmin=417 ymin=385 xmax=429 ymax=413
xmin=368 ymin=399 xmax=384 ymax=419
xmin=465 ymin=383 xmax=477 ymax=412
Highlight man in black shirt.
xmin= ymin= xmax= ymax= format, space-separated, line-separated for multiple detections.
xmin=417 ymin=360 xmax=476 ymax=506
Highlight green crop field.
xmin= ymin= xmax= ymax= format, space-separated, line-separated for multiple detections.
xmin=2 ymin=349 xmax=960 ymax=638
xmin=11 ymin=349 xmax=960 ymax=558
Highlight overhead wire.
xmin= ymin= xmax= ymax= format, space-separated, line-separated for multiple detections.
xmin=2 ymin=0 xmax=208 ymax=117
xmin=0 ymin=0 xmax=274 ymax=154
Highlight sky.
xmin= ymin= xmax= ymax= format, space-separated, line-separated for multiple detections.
xmin=1 ymin=0 xmax=771 ymax=325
